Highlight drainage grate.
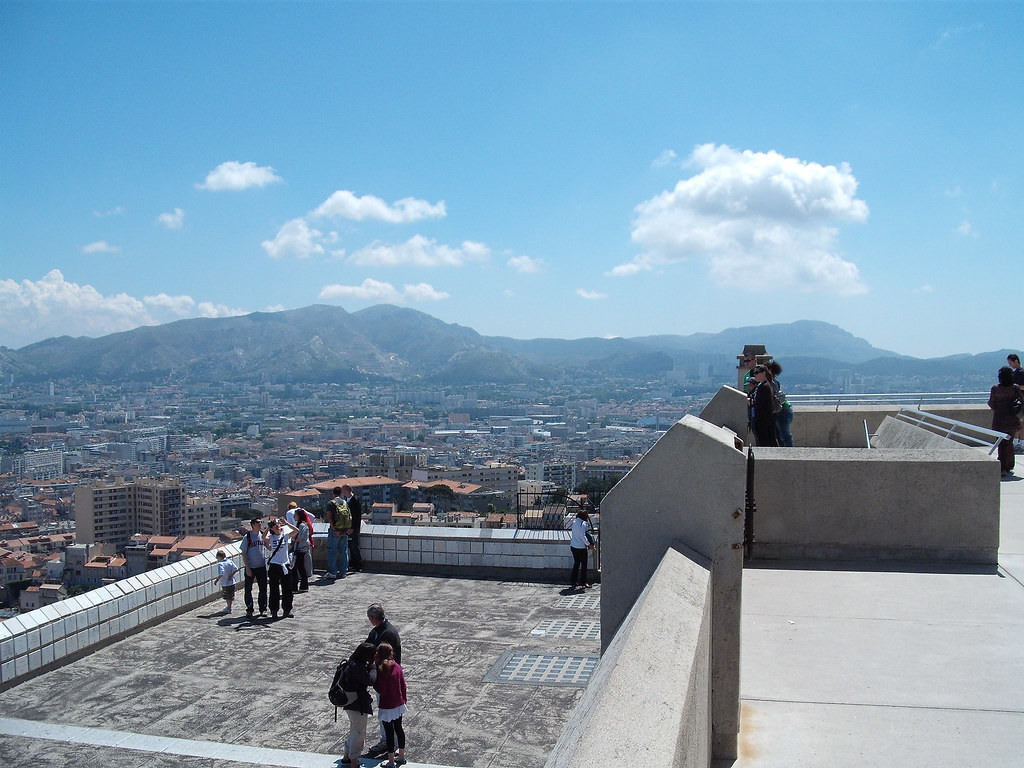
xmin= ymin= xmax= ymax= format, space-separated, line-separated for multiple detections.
xmin=484 ymin=651 xmax=599 ymax=686
xmin=530 ymin=619 xmax=600 ymax=641
xmin=555 ymin=593 xmax=600 ymax=611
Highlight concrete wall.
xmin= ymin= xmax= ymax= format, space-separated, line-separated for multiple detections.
xmin=794 ymin=404 xmax=991 ymax=448
xmin=697 ymin=385 xmax=748 ymax=439
xmin=546 ymin=545 xmax=712 ymax=768
xmin=601 ymin=415 xmax=745 ymax=759
xmin=0 ymin=546 xmax=235 ymax=689
xmin=872 ymin=415 xmax=976 ymax=450
xmin=355 ymin=524 xmax=578 ymax=582
xmin=751 ymin=447 xmax=1000 ymax=563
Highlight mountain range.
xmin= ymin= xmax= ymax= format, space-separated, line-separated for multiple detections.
xmin=0 ymin=305 xmax=1011 ymax=387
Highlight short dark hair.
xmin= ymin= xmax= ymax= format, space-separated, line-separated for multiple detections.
xmin=1009 ymin=354 xmax=1020 ymax=364
xmin=367 ymin=603 xmax=385 ymax=621
xmin=250 ymin=517 xmax=261 ymax=526
xmin=333 ymin=486 xmax=342 ymax=496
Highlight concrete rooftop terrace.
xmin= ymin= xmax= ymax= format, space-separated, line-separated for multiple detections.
xmin=2 ymin=481 xmax=1023 ymax=767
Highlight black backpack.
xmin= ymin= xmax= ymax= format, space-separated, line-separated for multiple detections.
xmin=328 ymin=661 xmax=352 ymax=709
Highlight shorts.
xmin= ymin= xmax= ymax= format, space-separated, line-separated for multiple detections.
xmin=221 ymin=584 xmax=236 ymax=602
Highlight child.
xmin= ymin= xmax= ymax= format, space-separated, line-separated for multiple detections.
xmin=211 ymin=549 xmax=239 ymax=615
xmin=373 ymin=642 xmax=408 ymax=768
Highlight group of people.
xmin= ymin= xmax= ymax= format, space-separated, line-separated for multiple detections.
xmin=989 ymin=353 xmax=1024 ymax=477
xmin=746 ymin=359 xmax=794 ymax=447
xmin=212 ymin=483 xmax=364 ymax=619
xmin=337 ymin=604 xmax=408 ymax=768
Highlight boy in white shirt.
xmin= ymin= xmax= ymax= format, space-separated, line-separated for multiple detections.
xmin=211 ymin=549 xmax=240 ymax=615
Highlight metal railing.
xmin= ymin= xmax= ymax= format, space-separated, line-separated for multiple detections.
xmin=788 ymin=391 xmax=988 ymax=410
xmin=891 ymin=408 xmax=1006 ymax=455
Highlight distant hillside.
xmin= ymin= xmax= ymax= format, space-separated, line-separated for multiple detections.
xmin=0 ymin=304 xmax=1004 ymax=386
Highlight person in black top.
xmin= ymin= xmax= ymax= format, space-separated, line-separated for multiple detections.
xmin=1007 ymin=354 xmax=1024 ymax=451
xmin=342 ymin=484 xmax=363 ymax=572
xmin=364 ymin=603 xmax=402 ymax=758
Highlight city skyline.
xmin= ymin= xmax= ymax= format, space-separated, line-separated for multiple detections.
xmin=2 ymin=1 xmax=1022 ymax=358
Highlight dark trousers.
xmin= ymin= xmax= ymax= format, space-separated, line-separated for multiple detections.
xmin=268 ymin=562 xmax=293 ymax=615
xmin=290 ymin=549 xmax=312 ymax=591
xmin=383 ymin=717 xmax=405 ymax=753
xmin=244 ymin=565 xmax=267 ymax=613
xmin=998 ymin=436 xmax=1015 ymax=474
xmin=349 ymin=532 xmax=363 ymax=571
xmin=570 ymin=546 xmax=589 ymax=586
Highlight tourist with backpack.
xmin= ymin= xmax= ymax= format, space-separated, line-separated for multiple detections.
xmin=326 ymin=486 xmax=353 ymax=578
xmin=330 ymin=641 xmax=377 ymax=768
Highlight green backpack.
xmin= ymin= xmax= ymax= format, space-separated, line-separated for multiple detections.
xmin=330 ymin=498 xmax=352 ymax=531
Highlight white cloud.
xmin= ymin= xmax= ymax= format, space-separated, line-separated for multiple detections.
xmin=348 ymin=235 xmax=490 ymax=268
xmin=92 ymin=206 xmax=124 ymax=218
xmin=614 ymin=143 xmax=869 ymax=295
xmin=914 ymin=284 xmax=934 ymax=293
xmin=652 ymin=149 xmax=679 ymax=168
xmin=318 ymin=278 xmax=449 ymax=303
xmin=156 ymin=208 xmax=185 ymax=229
xmin=310 ymin=190 xmax=446 ymax=223
xmin=196 ymin=161 xmax=283 ymax=191
xmin=0 ymin=270 xmax=246 ymax=348
xmin=576 ymin=289 xmax=608 ymax=300
xmin=955 ymin=220 xmax=978 ymax=237
xmin=261 ymin=218 xmax=326 ymax=260
xmin=81 ymin=241 xmax=120 ymax=254
xmin=507 ymin=255 xmax=542 ymax=274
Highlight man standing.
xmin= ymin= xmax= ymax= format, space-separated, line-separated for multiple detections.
xmin=325 ymin=486 xmax=352 ymax=578
xmin=1008 ymin=354 xmax=1024 ymax=450
xmin=342 ymin=484 xmax=363 ymax=573
xmin=364 ymin=603 xmax=402 ymax=759
xmin=240 ymin=517 xmax=268 ymax=618
xmin=266 ymin=518 xmax=295 ymax=619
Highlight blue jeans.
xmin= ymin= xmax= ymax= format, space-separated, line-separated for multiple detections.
xmin=328 ymin=532 xmax=349 ymax=575
xmin=775 ymin=404 xmax=794 ymax=447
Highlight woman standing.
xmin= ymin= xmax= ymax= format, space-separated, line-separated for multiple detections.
xmin=569 ymin=509 xmax=596 ymax=589
xmin=750 ymin=365 xmax=780 ymax=447
xmin=266 ymin=519 xmax=295 ymax=619
xmin=373 ymin=642 xmax=408 ymax=768
xmin=340 ymin=642 xmax=377 ymax=768
xmin=989 ymin=366 xmax=1021 ymax=477
xmin=767 ymin=360 xmax=794 ymax=447
xmin=292 ymin=507 xmax=313 ymax=592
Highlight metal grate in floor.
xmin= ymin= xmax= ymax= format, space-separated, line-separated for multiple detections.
xmin=530 ymin=619 xmax=600 ymax=640
xmin=554 ymin=592 xmax=600 ymax=611
xmin=484 ymin=651 xmax=599 ymax=687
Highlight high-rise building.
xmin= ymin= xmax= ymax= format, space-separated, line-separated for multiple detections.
xmin=75 ymin=476 xmax=221 ymax=549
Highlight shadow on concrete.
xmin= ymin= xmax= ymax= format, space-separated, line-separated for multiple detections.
xmin=744 ymin=559 xmax=1002 ymax=576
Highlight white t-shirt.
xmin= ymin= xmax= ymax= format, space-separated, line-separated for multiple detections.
xmin=217 ymin=559 xmax=239 ymax=586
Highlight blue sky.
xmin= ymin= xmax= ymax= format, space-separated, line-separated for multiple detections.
xmin=1 ymin=1 xmax=1021 ymax=358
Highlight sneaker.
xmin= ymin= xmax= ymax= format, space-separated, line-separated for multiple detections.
xmin=285 ymin=612 xmax=294 ymax=618
xmin=325 ymin=572 xmax=337 ymax=578
xmin=364 ymin=743 xmax=389 ymax=758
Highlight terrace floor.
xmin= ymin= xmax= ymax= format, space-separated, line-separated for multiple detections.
xmin=0 ymin=573 xmax=599 ymax=768
xmin=2 ymin=479 xmax=1023 ymax=767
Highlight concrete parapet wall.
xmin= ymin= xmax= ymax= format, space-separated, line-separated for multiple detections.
xmin=872 ymin=415 xmax=975 ymax=450
xmin=794 ymin=404 xmax=991 ymax=448
xmin=752 ymin=447 xmax=1000 ymax=563
xmin=0 ymin=546 xmax=237 ymax=690
xmin=545 ymin=545 xmax=712 ymax=768
xmin=697 ymin=385 xmax=748 ymax=438
xmin=601 ymin=415 xmax=745 ymax=759
xmin=314 ymin=525 xmax=578 ymax=582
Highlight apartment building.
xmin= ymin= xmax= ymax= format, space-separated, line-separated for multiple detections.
xmin=74 ymin=476 xmax=221 ymax=549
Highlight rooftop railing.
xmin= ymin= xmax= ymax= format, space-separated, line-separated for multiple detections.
xmin=788 ymin=391 xmax=988 ymax=409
